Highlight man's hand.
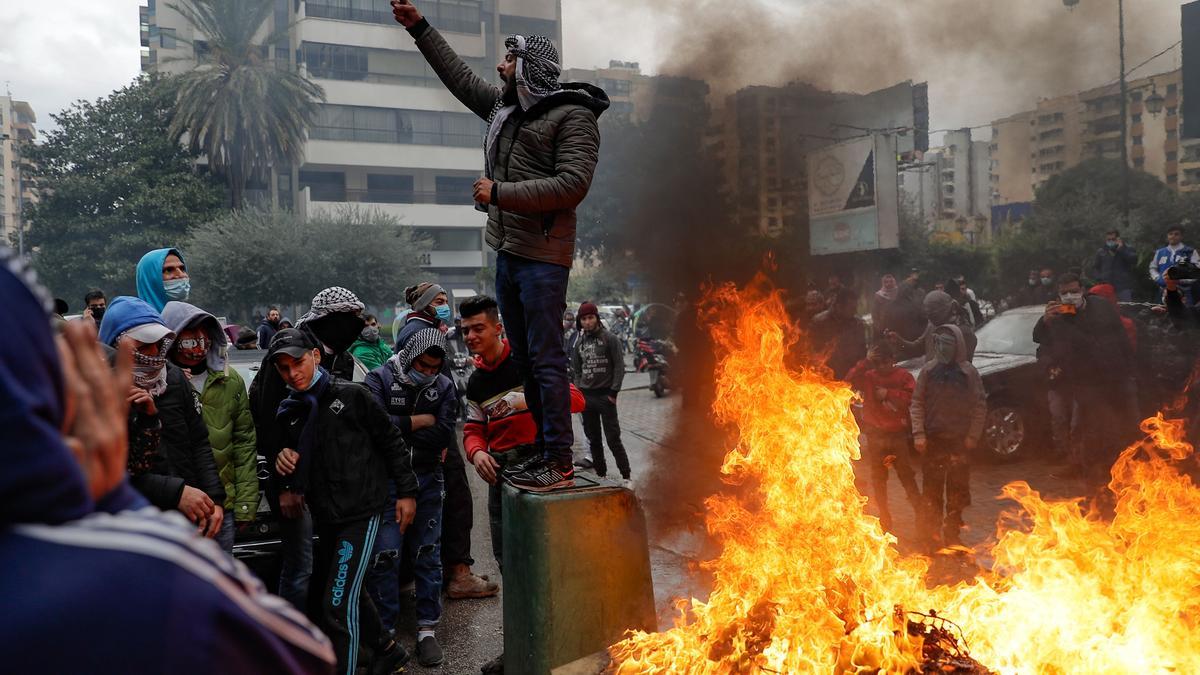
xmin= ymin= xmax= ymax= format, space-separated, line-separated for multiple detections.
xmin=276 ymin=447 xmax=299 ymax=476
xmin=390 ymin=0 xmax=423 ymax=27
xmin=200 ymin=506 xmax=224 ymax=539
xmin=411 ymin=414 xmax=437 ymax=430
xmin=58 ymin=320 xmax=134 ymax=501
xmin=474 ymin=177 xmax=495 ymax=205
xmin=280 ymin=491 xmax=305 ymax=519
xmin=472 ymin=452 xmax=500 ymax=485
xmin=1044 ymin=301 xmax=1063 ymax=318
xmin=178 ymin=485 xmax=215 ymax=523
xmin=396 ymin=497 xmax=417 ymax=533
xmin=128 ymin=387 xmax=157 ymax=415
xmin=913 ymin=438 xmax=927 ymax=455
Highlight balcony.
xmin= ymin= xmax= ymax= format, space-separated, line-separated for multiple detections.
xmin=304 ymin=1 xmax=482 ymax=35
xmin=308 ymin=191 xmax=483 ymax=229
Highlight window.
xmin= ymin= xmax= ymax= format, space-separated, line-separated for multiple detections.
xmin=598 ymin=78 xmax=632 ymax=96
xmin=1168 ymin=106 xmax=1178 ymax=117
xmin=1134 ymin=158 xmax=1145 ymax=169
xmin=299 ymin=170 xmax=346 ymax=201
xmin=414 ymin=227 xmax=482 ymax=251
xmin=1168 ymin=129 xmax=1178 ymax=140
xmin=159 ymin=27 xmax=176 ymax=49
xmin=1132 ymin=113 xmax=1142 ymax=123
xmin=307 ymin=0 xmax=481 ymax=33
xmin=1133 ymin=136 xmax=1143 ymax=146
xmin=435 ymin=176 xmax=475 ymax=205
xmin=303 ymin=43 xmax=367 ymax=80
xmin=311 ymin=104 xmax=484 ymax=147
xmin=303 ymin=42 xmax=487 ymax=86
xmin=1168 ymin=174 xmax=1178 ymax=184
xmin=366 ymin=174 xmax=414 ymax=203
xmin=1168 ymin=151 xmax=1179 ymax=162
xmin=1168 ymin=83 xmax=1178 ymax=95
xmin=499 ymin=14 xmax=558 ymax=40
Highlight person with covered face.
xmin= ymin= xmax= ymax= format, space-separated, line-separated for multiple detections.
xmin=135 ymin=247 xmax=191 ymax=313
xmin=394 ymin=282 xmax=452 ymax=353
xmin=1033 ymin=273 xmax=1134 ymax=487
xmin=887 ymin=290 xmax=977 ymax=362
xmin=162 ymin=301 xmax=259 ymax=552
xmin=350 ymin=314 xmax=393 ymax=372
xmin=910 ymin=325 xmax=986 ymax=548
xmin=268 ymin=328 xmax=417 ymax=675
xmin=249 ymin=287 xmax=367 ymax=610
xmin=99 ymin=296 xmax=226 ymax=539
xmin=393 ymin=0 xmax=609 ymax=493
xmin=364 ymin=328 xmax=458 ymax=667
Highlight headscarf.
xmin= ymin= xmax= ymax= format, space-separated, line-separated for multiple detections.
xmin=135 ymin=248 xmax=185 ymax=313
xmin=297 ymin=286 xmax=365 ymax=326
xmin=484 ymin=34 xmax=563 ymax=178
xmin=0 ymin=245 xmax=94 ymax=525
xmin=161 ymin=301 xmax=229 ymax=373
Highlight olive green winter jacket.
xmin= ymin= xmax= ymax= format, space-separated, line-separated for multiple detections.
xmin=197 ymin=367 xmax=260 ymax=522
xmin=409 ymin=19 xmax=609 ymax=268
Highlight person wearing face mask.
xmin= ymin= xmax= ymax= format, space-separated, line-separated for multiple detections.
xmin=248 ymin=286 xmax=367 ymax=610
xmin=886 ymin=290 xmax=977 ymax=363
xmin=135 ymin=247 xmax=191 ymax=313
xmin=909 ymin=325 xmax=986 ymax=549
xmin=82 ymin=289 xmax=106 ymax=328
xmin=99 ymin=297 xmax=226 ymax=540
xmin=393 ymin=282 xmax=452 ymax=354
xmin=350 ymin=314 xmax=393 ymax=371
xmin=1092 ymin=229 xmax=1138 ymax=302
xmin=363 ymin=328 xmax=458 ymax=666
xmin=162 ymin=301 xmax=259 ymax=553
xmin=1033 ymin=273 xmax=1134 ymax=487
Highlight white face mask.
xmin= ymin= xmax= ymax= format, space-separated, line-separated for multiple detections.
xmin=1060 ymin=292 xmax=1084 ymax=308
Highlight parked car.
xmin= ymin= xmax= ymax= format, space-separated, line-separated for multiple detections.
xmin=900 ymin=303 xmax=1185 ymax=462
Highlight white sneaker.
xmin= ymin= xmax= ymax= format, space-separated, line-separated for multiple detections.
xmin=620 ymin=478 xmax=634 ymax=490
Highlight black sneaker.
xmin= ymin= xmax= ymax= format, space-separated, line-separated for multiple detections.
xmin=502 ymin=454 xmax=545 ymax=478
xmin=573 ymin=456 xmax=594 ymax=469
xmin=480 ymin=653 xmax=504 ymax=674
xmin=506 ymin=462 xmax=574 ymax=492
xmin=417 ymin=634 xmax=444 ymax=667
xmin=371 ymin=640 xmax=410 ymax=675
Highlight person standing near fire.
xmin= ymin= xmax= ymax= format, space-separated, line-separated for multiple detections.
xmin=391 ymin=0 xmax=609 ymax=493
xmin=910 ymin=325 xmax=986 ymax=548
xmin=572 ymin=302 xmax=632 ymax=486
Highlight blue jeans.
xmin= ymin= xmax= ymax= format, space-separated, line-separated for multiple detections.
xmin=495 ymin=251 xmax=573 ymax=465
xmin=278 ymin=507 xmax=313 ymax=612
xmin=215 ymin=510 xmax=235 ymax=554
xmin=366 ymin=469 xmax=445 ymax=632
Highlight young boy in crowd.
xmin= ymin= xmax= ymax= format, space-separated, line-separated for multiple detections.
xmin=363 ymin=328 xmax=458 ymax=667
xmin=845 ymin=341 xmax=921 ymax=533
xmin=572 ymin=302 xmax=631 ymax=485
xmin=910 ymin=325 xmax=986 ymax=548
xmin=268 ymin=328 xmax=417 ymax=675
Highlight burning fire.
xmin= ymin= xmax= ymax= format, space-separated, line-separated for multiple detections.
xmin=610 ymin=275 xmax=1200 ymax=674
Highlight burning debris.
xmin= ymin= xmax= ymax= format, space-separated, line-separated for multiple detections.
xmin=608 ymin=274 xmax=1200 ymax=674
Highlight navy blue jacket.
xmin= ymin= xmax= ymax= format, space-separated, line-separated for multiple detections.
xmin=365 ymin=361 xmax=457 ymax=472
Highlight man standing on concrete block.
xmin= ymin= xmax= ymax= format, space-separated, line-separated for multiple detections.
xmin=392 ymin=0 xmax=609 ymax=492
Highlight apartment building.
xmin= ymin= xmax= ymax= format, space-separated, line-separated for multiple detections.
xmin=142 ymin=0 xmax=562 ymax=299
xmin=990 ymin=69 xmax=1185 ymax=202
xmin=563 ymin=61 xmax=709 ymax=124
xmin=0 ymin=96 xmax=37 ymax=249
xmin=901 ymin=128 xmax=992 ymax=243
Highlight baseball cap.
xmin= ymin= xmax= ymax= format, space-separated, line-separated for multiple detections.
xmin=267 ymin=328 xmax=318 ymax=361
xmin=124 ymin=322 xmax=175 ymax=345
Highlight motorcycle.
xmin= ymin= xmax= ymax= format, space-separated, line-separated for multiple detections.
xmin=635 ymin=338 xmax=676 ymax=398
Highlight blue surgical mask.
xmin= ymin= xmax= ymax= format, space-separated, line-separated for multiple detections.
xmin=288 ymin=366 xmax=323 ymax=392
xmin=435 ymin=305 xmax=452 ymax=322
xmin=1106 ymin=240 xmax=1119 ymax=250
xmin=408 ymin=368 xmax=435 ymax=386
xmin=164 ymin=278 xmax=191 ymax=301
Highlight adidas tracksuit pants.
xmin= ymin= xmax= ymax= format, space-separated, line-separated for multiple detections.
xmin=309 ymin=514 xmax=386 ymax=675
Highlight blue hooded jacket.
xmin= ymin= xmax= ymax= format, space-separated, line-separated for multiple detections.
xmin=98 ymin=295 xmax=170 ymax=347
xmin=136 ymin=247 xmax=185 ymax=312
xmin=0 ymin=244 xmax=336 ymax=673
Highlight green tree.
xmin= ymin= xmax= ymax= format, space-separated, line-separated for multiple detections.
xmin=168 ymin=0 xmax=325 ymax=208
xmin=25 ymin=75 xmax=225 ymax=303
xmin=184 ymin=206 xmax=431 ymax=317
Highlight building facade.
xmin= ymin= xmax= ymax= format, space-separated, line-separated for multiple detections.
xmin=901 ymin=128 xmax=992 ymax=244
xmin=0 ymin=96 xmax=37 ymax=249
xmin=142 ymin=0 xmax=563 ymax=301
xmin=990 ymin=69 xmax=1185 ymax=202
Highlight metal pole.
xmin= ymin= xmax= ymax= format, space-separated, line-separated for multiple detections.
xmin=15 ymin=136 xmax=23 ymax=258
xmin=1118 ymin=0 xmax=1130 ymax=229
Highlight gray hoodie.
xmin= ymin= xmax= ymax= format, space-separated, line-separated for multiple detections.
xmin=161 ymin=301 xmax=228 ymax=374
xmin=910 ymin=324 xmax=986 ymax=445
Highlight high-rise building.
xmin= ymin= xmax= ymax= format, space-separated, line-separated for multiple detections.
xmin=563 ymin=61 xmax=709 ymax=124
xmin=0 ymin=96 xmax=37 ymax=249
xmin=900 ymin=128 xmax=992 ymax=244
xmin=990 ymin=69 xmax=1184 ymax=200
xmin=141 ymin=0 xmax=563 ymax=300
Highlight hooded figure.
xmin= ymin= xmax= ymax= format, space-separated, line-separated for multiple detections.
xmin=297 ymin=286 xmax=367 ymax=360
xmin=163 ymin=301 xmax=261 ymax=532
xmin=0 ymin=245 xmax=337 ymax=674
xmin=99 ymin=296 xmax=175 ymax=398
xmin=136 ymin=247 xmax=190 ymax=313
xmin=892 ymin=291 xmax=977 ymax=362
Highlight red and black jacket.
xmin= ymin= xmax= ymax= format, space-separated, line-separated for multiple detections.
xmin=463 ymin=340 xmax=585 ymax=462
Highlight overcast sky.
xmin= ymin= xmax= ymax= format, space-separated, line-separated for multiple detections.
xmin=1 ymin=0 xmax=1186 ymax=140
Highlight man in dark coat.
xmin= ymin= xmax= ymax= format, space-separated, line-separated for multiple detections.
xmin=393 ymin=0 xmax=609 ymax=492
xmin=1091 ymin=230 xmax=1138 ymax=302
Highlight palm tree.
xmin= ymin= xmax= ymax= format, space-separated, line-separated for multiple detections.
xmin=168 ymin=0 xmax=324 ymax=208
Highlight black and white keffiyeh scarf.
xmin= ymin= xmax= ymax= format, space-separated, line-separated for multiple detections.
xmin=297 ymin=286 xmax=365 ymax=327
xmin=484 ymin=34 xmax=563 ymax=178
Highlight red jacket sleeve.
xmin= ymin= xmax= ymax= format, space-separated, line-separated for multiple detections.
xmin=463 ymin=420 xmax=487 ymax=462
xmin=569 ymin=384 xmax=586 ymax=413
xmin=886 ymin=370 xmax=915 ymax=411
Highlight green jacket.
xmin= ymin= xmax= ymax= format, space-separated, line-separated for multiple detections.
xmin=410 ymin=20 xmax=609 ymax=268
xmin=197 ymin=367 xmax=259 ymax=522
xmin=350 ymin=338 xmax=393 ymax=372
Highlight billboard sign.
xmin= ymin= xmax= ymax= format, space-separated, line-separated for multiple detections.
xmin=809 ymin=134 xmax=899 ymax=255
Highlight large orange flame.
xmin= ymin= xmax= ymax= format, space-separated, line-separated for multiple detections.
xmin=610 ymin=275 xmax=1200 ymax=673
